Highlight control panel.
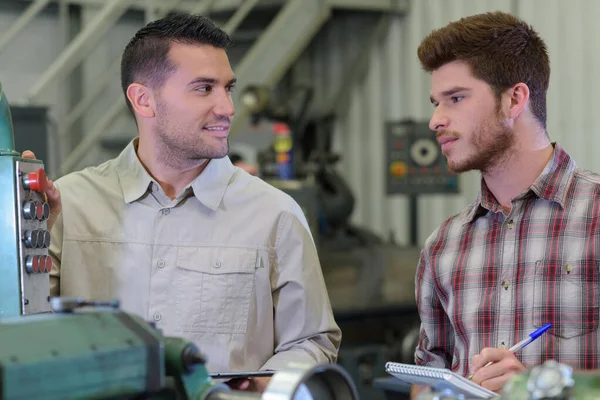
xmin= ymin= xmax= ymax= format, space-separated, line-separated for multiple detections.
xmin=0 ymin=156 xmax=52 ymax=316
xmin=385 ymin=120 xmax=459 ymax=195
xmin=16 ymin=161 xmax=52 ymax=314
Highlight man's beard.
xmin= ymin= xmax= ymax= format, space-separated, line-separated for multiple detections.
xmin=446 ymin=110 xmax=515 ymax=174
xmin=153 ymin=104 xmax=229 ymax=168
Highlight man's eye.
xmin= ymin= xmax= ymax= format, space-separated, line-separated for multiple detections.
xmin=197 ymin=86 xmax=212 ymax=93
xmin=451 ymin=96 xmax=464 ymax=103
xmin=226 ymin=85 xmax=236 ymax=93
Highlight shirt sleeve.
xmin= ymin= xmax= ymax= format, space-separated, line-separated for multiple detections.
xmin=48 ymin=211 xmax=63 ymax=297
xmin=414 ymin=248 xmax=454 ymax=368
xmin=260 ymin=203 xmax=341 ymax=370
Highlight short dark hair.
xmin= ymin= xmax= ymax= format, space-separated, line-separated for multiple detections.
xmin=417 ymin=11 xmax=550 ymax=129
xmin=121 ymin=13 xmax=231 ymax=114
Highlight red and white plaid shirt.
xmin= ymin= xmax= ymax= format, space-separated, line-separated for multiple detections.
xmin=415 ymin=143 xmax=600 ymax=376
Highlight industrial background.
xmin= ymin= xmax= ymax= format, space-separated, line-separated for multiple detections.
xmin=0 ymin=0 xmax=597 ymax=398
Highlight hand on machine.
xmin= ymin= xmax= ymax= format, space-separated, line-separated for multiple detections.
xmin=20 ymin=150 xmax=61 ymax=231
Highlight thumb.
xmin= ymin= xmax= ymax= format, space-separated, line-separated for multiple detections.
xmin=21 ymin=150 xmax=36 ymax=159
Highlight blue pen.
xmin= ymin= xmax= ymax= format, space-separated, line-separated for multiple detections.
xmin=507 ymin=323 xmax=552 ymax=352
xmin=468 ymin=323 xmax=552 ymax=379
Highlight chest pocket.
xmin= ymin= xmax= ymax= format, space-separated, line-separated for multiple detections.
xmin=533 ymin=259 xmax=600 ymax=339
xmin=175 ymin=246 xmax=258 ymax=334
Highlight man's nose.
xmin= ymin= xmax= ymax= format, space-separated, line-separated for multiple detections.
xmin=214 ymin=89 xmax=235 ymax=117
xmin=429 ymin=106 xmax=449 ymax=132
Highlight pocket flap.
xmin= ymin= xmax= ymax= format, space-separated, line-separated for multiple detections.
xmin=177 ymin=246 xmax=257 ymax=274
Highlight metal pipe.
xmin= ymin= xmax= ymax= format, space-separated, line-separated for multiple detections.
xmin=222 ymin=0 xmax=260 ymax=34
xmin=58 ymin=94 xmax=124 ymax=175
xmin=0 ymin=0 xmax=52 ymax=55
xmin=24 ymin=0 xmax=135 ymax=103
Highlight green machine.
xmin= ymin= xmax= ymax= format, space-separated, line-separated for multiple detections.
xmin=0 ymin=81 xmax=52 ymax=317
xmin=0 ymin=297 xmax=359 ymax=400
xmin=0 ymin=82 xmax=360 ymax=399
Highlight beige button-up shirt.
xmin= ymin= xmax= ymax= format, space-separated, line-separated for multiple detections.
xmin=50 ymin=139 xmax=341 ymax=373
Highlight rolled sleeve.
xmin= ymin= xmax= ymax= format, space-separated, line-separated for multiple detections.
xmin=415 ymin=249 xmax=454 ymax=368
xmin=261 ymin=205 xmax=341 ymax=370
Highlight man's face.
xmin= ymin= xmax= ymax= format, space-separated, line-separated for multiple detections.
xmin=152 ymin=42 xmax=236 ymax=166
xmin=429 ymin=60 xmax=514 ymax=174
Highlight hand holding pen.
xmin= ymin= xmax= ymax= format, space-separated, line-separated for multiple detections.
xmin=468 ymin=323 xmax=552 ymax=393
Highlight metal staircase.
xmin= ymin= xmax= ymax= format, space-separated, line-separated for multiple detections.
xmin=0 ymin=0 xmax=408 ymax=176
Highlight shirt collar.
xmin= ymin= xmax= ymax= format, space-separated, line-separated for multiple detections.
xmin=465 ymin=143 xmax=576 ymax=223
xmin=115 ymin=138 xmax=154 ymax=204
xmin=115 ymin=138 xmax=236 ymax=209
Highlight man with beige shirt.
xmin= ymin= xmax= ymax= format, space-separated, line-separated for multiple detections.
xmin=27 ymin=12 xmax=340 ymax=393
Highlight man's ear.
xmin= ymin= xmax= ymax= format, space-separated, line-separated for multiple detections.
xmin=126 ymin=83 xmax=156 ymax=119
xmin=505 ymin=82 xmax=530 ymax=120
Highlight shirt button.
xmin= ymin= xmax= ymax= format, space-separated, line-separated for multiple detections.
xmin=153 ymin=312 xmax=162 ymax=321
xmin=214 ymin=260 xmax=222 ymax=268
xmin=501 ymin=280 xmax=510 ymax=290
xmin=507 ymin=220 xmax=514 ymax=230
xmin=157 ymin=260 xmax=165 ymax=268
xmin=161 ymin=208 xmax=170 ymax=215
xmin=565 ymin=264 xmax=573 ymax=274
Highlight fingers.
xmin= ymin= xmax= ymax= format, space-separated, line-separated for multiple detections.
xmin=21 ymin=150 xmax=36 ymax=159
xmin=225 ymin=377 xmax=270 ymax=393
xmin=471 ymin=347 xmax=510 ymax=372
xmin=248 ymin=377 xmax=271 ymax=393
xmin=479 ymin=370 xmax=519 ymax=393
xmin=226 ymin=378 xmax=251 ymax=390
xmin=471 ymin=355 xmax=526 ymax=387
xmin=46 ymin=180 xmax=61 ymax=203
xmin=45 ymin=181 xmax=62 ymax=232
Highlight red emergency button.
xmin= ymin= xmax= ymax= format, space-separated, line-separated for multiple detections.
xmin=23 ymin=168 xmax=48 ymax=193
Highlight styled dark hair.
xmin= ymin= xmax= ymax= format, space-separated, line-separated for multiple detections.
xmin=417 ymin=11 xmax=550 ymax=129
xmin=121 ymin=13 xmax=231 ymax=114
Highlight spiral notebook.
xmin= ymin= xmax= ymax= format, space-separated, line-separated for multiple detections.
xmin=385 ymin=362 xmax=498 ymax=398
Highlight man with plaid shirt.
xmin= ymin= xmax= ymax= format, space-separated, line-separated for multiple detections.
xmin=414 ymin=11 xmax=600 ymax=394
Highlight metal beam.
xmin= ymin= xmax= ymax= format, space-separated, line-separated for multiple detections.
xmin=63 ymin=55 xmax=121 ymax=132
xmin=58 ymin=94 xmax=125 ymax=176
xmin=231 ymin=0 xmax=331 ymax=135
xmin=13 ymin=0 xmax=267 ymax=13
xmin=23 ymin=0 xmax=135 ymax=103
xmin=0 ymin=0 xmax=52 ymax=55
xmin=326 ymin=0 xmax=409 ymax=13
xmin=222 ymin=0 xmax=260 ymax=34
xmin=14 ymin=0 xmax=409 ymax=13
